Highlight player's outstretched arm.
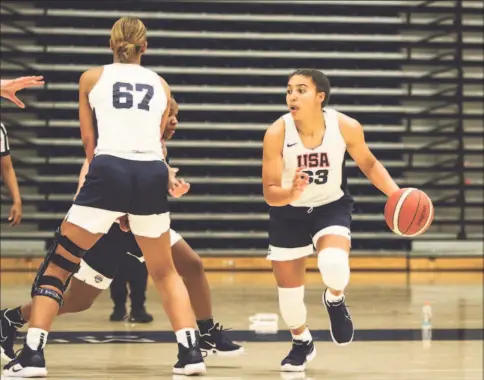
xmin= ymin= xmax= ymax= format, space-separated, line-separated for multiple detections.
xmin=339 ymin=112 xmax=399 ymax=197
xmin=262 ymin=119 xmax=309 ymax=206
xmin=1 ymin=76 xmax=44 ymax=108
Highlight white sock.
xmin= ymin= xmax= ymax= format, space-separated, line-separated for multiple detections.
xmin=26 ymin=328 xmax=48 ymax=351
xmin=175 ymin=328 xmax=197 ymax=348
xmin=292 ymin=327 xmax=312 ymax=342
xmin=325 ymin=289 xmax=344 ymax=303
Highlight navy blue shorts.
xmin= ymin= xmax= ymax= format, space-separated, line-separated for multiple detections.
xmin=66 ymin=155 xmax=170 ymax=237
xmin=268 ymin=194 xmax=354 ymax=261
xmin=74 ymin=154 xmax=169 ymax=215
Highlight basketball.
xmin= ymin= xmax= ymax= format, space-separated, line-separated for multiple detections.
xmin=384 ymin=188 xmax=434 ymax=237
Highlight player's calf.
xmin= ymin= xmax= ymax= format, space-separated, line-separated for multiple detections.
xmin=4 ymin=230 xmax=86 ymax=378
xmin=277 ymin=286 xmax=316 ymax=371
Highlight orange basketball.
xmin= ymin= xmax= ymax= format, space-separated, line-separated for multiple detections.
xmin=384 ymin=188 xmax=434 ymax=237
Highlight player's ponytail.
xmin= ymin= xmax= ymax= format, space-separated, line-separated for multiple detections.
xmin=114 ymin=41 xmax=140 ymax=63
xmin=110 ymin=17 xmax=147 ymax=63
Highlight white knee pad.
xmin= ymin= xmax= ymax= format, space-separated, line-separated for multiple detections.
xmin=278 ymin=286 xmax=307 ymax=329
xmin=317 ymin=248 xmax=350 ymax=291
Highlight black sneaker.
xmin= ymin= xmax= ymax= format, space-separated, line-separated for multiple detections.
xmin=173 ymin=332 xmax=206 ymax=376
xmin=3 ymin=343 xmax=47 ymax=378
xmin=128 ymin=307 xmax=154 ymax=323
xmin=324 ymin=289 xmax=354 ymax=345
xmin=109 ymin=306 xmax=127 ymax=322
xmin=199 ymin=323 xmax=244 ymax=357
xmin=0 ymin=309 xmax=20 ymax=363
xmin=281 ymin=339 xmax=316 ymax=372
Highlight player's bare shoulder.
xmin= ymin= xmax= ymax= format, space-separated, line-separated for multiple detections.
xmin=266 ymin=117 xmax=285 ymax=135
xmin=335 ymin=110 xmax=361 ymax=130
xmin=79 ymin=66 xmax=104 ymax=94
xmin=264 ymin=117 xmax=286 ymax=150
xmin=80 ymin=66 xmax=103 ymax=82
xmin=335 ymin=110 xmax=363 ymax=144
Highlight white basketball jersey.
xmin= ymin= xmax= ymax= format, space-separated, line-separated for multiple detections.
xmin=89 ymin=63 xmax=167 ymax=161
xmin=281 ymin=108 xmax=347 ymax=207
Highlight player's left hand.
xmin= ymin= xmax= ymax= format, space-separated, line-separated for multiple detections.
xmin=1 ymin=76 xmax=45 ymax=108
xmin=169 ymin=178 xmax=190 ymax=198
xmin=8 ymin=202 xmax=22 ymax=227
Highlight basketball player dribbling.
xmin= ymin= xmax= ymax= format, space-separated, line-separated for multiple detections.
xmin=3 ymin=17 xmax=207 ymax=377
xmin=262 ymin=69 xmax=400 ymax=372
xmin=0 ymin=97 xmax=242 ymax=365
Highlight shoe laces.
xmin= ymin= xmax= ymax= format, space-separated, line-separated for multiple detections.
xmin=328 ymin=300 xmax=352 ymax=320
xmin=208 ymin=323 xmax=234 ymax=345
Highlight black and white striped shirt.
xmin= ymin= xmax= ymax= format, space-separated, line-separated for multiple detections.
xmin=0 ymin=123 xmax=10 ymax=157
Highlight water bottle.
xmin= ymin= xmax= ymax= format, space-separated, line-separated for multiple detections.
xmin=249 ymin=313 xmax=279 ymax=334
xmin=422 ymin=301 xmax=432 ymax=348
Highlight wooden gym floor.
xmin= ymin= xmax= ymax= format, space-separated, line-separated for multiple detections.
xmin=1 ymin=267 xmax=482 ymax=379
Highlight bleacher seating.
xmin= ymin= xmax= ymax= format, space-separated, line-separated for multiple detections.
xmin=1 ymin=0 xmax=482 ymax=256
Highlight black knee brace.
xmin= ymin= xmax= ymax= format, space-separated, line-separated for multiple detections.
xmin=31 ymin=228 xmax=87 ymax=306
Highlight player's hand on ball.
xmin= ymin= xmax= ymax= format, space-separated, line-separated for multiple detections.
xmin=169 ymin=178 xmax=190 ymax=198
xmin=290 ymin=167 xmax=309 ymax=201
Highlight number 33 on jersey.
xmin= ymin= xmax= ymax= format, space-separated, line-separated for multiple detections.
xmin=281 ymin=108 xmax=348 ymax=208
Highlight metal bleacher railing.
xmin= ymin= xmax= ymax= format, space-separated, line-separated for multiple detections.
xmin=0 ymin=1 xmax=482 ymax=258
xmin=402 ymin=0 xmax=483 ymax=244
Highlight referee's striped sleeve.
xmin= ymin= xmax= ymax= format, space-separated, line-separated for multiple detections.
xmin=0 ymin=123 xmax=11 ymax=157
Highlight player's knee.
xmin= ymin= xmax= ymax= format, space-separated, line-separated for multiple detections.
xmin=317 ymin=247 xmax=350 ymax=291
xmin=31 ymin=229 xmax=87 ymax=306
xmin=182 ymin=255 xmax=205 ymax=280
xmin=278 ymin=286 xmax=307 ymax=329
xmin=148 ymin=264 xmax=176 ymax=283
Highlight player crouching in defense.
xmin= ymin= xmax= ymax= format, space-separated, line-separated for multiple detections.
xmin=262 ymin=69 xmax=400 ymax=372
xmin=1 ymin=97 xmax=243 ymax=367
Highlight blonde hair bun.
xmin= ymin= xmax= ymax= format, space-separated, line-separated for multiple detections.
xmin=111 ymin=17 xmax=146 ymax=63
